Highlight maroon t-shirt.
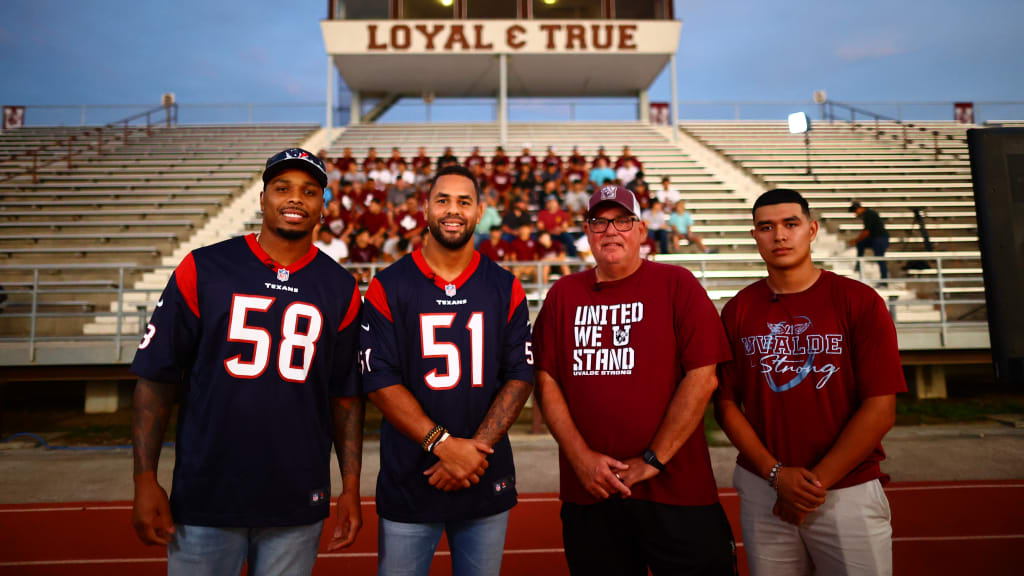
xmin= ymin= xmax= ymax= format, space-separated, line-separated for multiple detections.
xmin=565 ymin=168 xmax=587 ymax=183
xmin=717 ymin=270 xmax=907 ymax=489
xmin=538 ymin=239 xmax=564 ymax=260
xmin=509 ymin=238 xmax=538 ymax=262
xmin=479 ymin=239 xmax=512 ymax=262
xmin=538 ymin=209 xmax=570 ymax=233
xmin=490 ymin=173 xmax=512 ymax=194
xmin=465 ymin=154 xmax=486 ymax=169
xmin=534 ymin=260 xmax=732 ymax=506
xmin=411 ymin=155 xmax=431 ymax=171
xmin=359 ymin=212 xmax=390 ymax=236
xmin=394 ymin=209 xmax=427 ymax=235
xmin=349 ymin=243 xmax=379 ymax=264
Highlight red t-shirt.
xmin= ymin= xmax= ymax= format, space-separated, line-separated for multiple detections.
xmin=717 ymin=271 xmax=907 ymax=489
xmin=490 ymin=172 xmax=512 ymax=194
xmin=411 ymin=155 xmax=431 ymax=171
xmin=362 ymin=157 xmax=378 ymax=172
xmin=393 ymin=209 xmax=427 ymax=234
xmin=538 ymin=239 xmax=564 ymax=260
xmin=479 ymin=239 xmax=512 ymax=262
xmin=565 ymin=168 xmax=587 ymax=183
xmin=509 ymin=237 xmax=538 ymax=262
xmin=465 ymin=154 xmax=486 ymax=169
xmin=336 ymin=157 xmax=355 ymax=173
xmin=534 ymin=260 xmax=732 ymax=506
xmin=349 ymin=243 xmax=379 ymax=264
xmin=359 ymin=211 xmax=390 ymax=236
xmin=537 ymin=209 xmax=569 ymax=233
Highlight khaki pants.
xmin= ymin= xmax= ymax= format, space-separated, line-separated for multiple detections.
xmin=733 ymin=465 xmax=892 ymax=576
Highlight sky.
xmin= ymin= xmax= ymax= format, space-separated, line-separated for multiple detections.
xmin=1 ymin=0 xmax=1022 ymax=124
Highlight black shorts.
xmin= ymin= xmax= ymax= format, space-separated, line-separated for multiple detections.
xmin=560 ymin=499 xmax=737 ymax=576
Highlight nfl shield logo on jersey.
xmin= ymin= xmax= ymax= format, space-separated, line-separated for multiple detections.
xmin=445 ymin=283 xmax=457 ymax=297
xmin=277 ymin=268 xmax=290 ymax=282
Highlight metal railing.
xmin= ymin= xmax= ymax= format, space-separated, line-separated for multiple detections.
xmin=11 ymin=100 xmax=1024 ymax=127
xmin=0 ymin=253 xmax=987 ymax=362
xmin=0 ymin=103 xmax=179 ymax=183
xmin=819 ymin=101 xmax=968 ymax=160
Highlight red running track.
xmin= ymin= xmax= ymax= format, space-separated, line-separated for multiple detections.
xmin=0 ymin=481 xmax=1021 ymax=575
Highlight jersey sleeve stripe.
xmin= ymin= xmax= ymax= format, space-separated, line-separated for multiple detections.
xmin=338 ymin=283 xmax=362 ymax=332
xmin=365 ymin=277 xmax=392 ymax=322
xmin=509 ymin=277 xmax=526 ymax=324
xmin=175 ymin=252 xmax=200 ymax=318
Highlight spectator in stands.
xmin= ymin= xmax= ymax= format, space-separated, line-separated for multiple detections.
xmin=543 ymin=146 xmax=562 ymax=171
xmin=655 ymin=176 xmax=681 ymax=206
xmin=669 ymin=199 xmax=712 ymax=254
xmin=593 ymin=145 xmax=611 ymax=167
xmin=501 ymin=196 xmax=533 ymax=241
xmin=342 ymin=161 xmax=365 ymax=186
xmin=537 ymin=195 xmax=577 ymax=258
xmin=643 ymin=199 xmax=672 ymax=255
xmin=475 ymin=194 xmax=503 ymax=247
xmin=325 ymin=160 xmax=342 ymax=191
xmin=564 ymin=159 xmax=587 ymax=186
xmin=336 ymin=147 xmax=356 ymax=173
xmin=411 ymin=146 xmax=432 ymax=172
xmin=491 ymin=162 xmax=513 ymax=200
xmin=515 ymin=145 xmax=538 ymax=176
xmin=362 ymin=147 xmax=379 ymax=173
xmin=470 ymin=162 xmax=489 ymax=194
xmin=479 ymin=225 xmax=512 ymax=263
xmin=536 ymin=230 xmax=570 ymax=283
xmin=639 ymin=234 xmax=659 ymax=260
xmin=615 ymin=145 xmax=642 ymax=171
xmin=492 ymin=146 xmax=509 ymax=168
xmin=392 ymin=193 xmax=427 ymax=243
xmin=348 ymin=228 xmax=379 ymax=283
xmin=393 ymin=159 xmax=415 ymax=186
xmin=323 ymin=197 xmax=352 ymax=240
xmin=568 ymin=146 xmax=586 ymax=168
xmin=589 ymin=158 xmax=616 ymax=187
xmin=314 ymin=225 xmax=349 ymax=263
xmin=565 ymin=180 xmax=590 ymax=219
xmin=386 ymin=147 xmax=405 ymax=173
xmin=631 ymin=179 xmax=652 ymax=210
xmin=540 ymin=160 xmax=563 ymax=189
xmin=848 ymin=201 xmax=890 ymax=280
xmin=515 ymin=166 xmax=541 ymax=204
xmin=437 ymin=146 xmax=459 ymax=170
xmin=510 ymin=223 xmax=540 ymax=282
xmin=615 ymin=158 xmax=640 ymax=186
xmin=359 ymin=197 xmax=391 ymax=247
xmin=465 ymin=146 xmax=486 ymax=170
xmin=368 ymin=159 xmax=394 ymax=187
xmin=414 ymin=161 xmax=433 ymax=190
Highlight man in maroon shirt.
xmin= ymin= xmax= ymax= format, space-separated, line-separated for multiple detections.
xmin=715 ymin=188 xmax=905 ymax=576
xmin=509 ymin=224 xmax=539 ymax=283
xmin=478 ymin=225 xmax=512 ymax=264
xmin=358 ymin=197 xmax=390 ymax=247
xmin=534 ymin=185 xmax=736 ymax=575
xmin=465 ymin=146 xmax=486 ymax=170
xmin=362 ymin=147 xmax=379 ymax=173
xmin=411 ymin=147 xmax=432 ymax=173
xmin=348 ymin=228 xmax=380 ymax=284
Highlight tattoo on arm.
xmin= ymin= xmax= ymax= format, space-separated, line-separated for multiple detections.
xmin=332 ymin=397 xmax=365 ymax=480
xmin=473 ymin=380 xmax=533 ymax=447
xmin=131 ymin=377 xmax=175 ymax=476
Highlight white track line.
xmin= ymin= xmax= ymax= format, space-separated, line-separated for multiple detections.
xmin=2 ymin=483 xmax=1021 ymax=513
xmin=6 ymin=536 xmax=1024 ymax=567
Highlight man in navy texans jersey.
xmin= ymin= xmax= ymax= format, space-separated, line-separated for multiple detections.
xmin=130 ymin=148 xmax=365 ymax=576
xmin=360 ymin=164 xmax=535 ymax=576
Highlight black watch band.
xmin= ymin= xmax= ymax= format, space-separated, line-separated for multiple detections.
xmin=642 ymin=449 xmax=666 ymax=472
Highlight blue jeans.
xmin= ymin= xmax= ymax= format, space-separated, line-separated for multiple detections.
xmin=856 ymin=236 xmax=890 ymax=279
xmin=378 ymin=510 xmax=510 ymax=576
xmin=168 ymin=521 xmax=323 ymax=576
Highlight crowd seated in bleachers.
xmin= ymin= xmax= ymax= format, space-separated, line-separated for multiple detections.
xmin=311 ymin=143 xmax=701 ymax=281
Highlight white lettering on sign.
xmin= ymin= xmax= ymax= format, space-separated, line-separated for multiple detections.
xmin=570 ymin=302 xmax=643 ymax=376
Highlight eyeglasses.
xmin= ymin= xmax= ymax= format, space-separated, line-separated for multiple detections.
xmin=588 ymin=216 xmax=639 ymax=233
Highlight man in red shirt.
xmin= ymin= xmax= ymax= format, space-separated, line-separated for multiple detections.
xmin=534 ymin=185 xmax=736 ymax=575
xmin=465 ymin=146 xmax=486 ymax=170
xmin=478 ymin=225 xmax=512 ymax=264
xmin=537 ymin=195 xmax=577 ymax=258
xmin=358 ymin=197 xmax=390 ymax=247
xmin=362 ymin=147 xmax=379 ymax=173
xmin=715 ymin=188 xmax=905 ymax=576
xmin=509 ymin=224 xmax=539 ymax=283
xmin=411 ymin=147 xmax=432 ymax=173
xmin=391 ymin=194 xmax=427 ymax=244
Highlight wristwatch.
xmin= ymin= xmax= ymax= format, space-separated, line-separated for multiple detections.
xmin=642 ymin=449 xmax=666 ymax=472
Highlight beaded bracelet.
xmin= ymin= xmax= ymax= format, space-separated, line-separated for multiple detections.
xmin=421 ymin=425 xmax=444 ymax=452
xmin=768 ymin=462 xmax=783 ymax=491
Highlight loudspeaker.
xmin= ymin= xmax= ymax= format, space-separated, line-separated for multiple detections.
xmin=967 ymin=128 xmax=1024 ymax=387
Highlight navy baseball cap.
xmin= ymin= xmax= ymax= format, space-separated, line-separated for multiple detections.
xmin=263 ymin=148 xmax=328 ymax=189
xmin=587 ymin=185 xmax=641 ymax=217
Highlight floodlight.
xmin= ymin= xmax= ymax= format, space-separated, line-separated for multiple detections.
xmin=788 ymin=112 xmax=810 ymax=134
xmin=440 ymin=0 xmax=454 ymax=6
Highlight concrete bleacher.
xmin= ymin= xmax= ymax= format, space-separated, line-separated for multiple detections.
xmin=679 ymin=120 xmax=983 ymax=309
xmin=0 ymin=123 xmax=320 ymax=338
